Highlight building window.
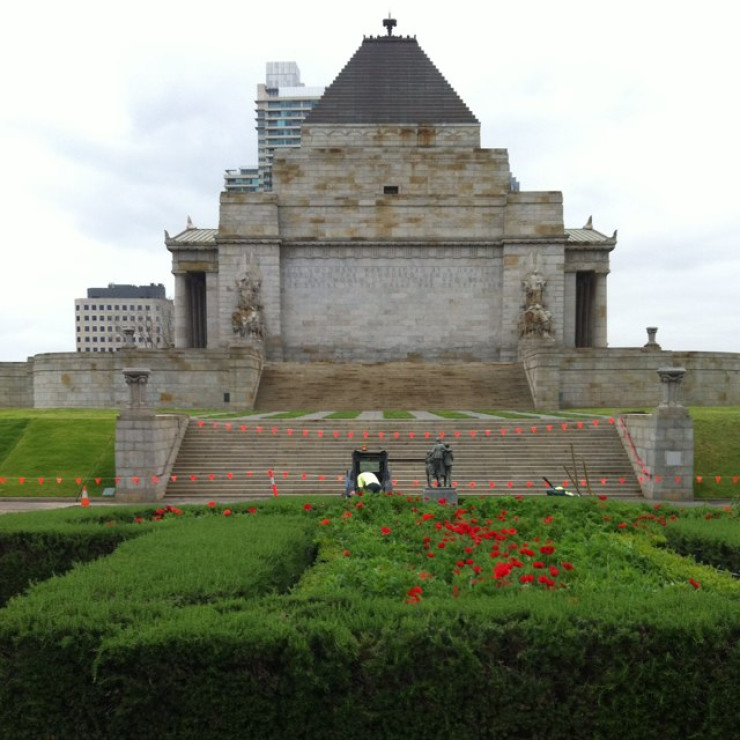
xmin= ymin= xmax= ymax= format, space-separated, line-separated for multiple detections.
xmin=384 ymin=185 xmax=399 ymax=194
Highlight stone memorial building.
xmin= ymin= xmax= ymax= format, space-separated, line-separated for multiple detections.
xmin=166 ymin=18 xmax=616 ymax=364
xmin=3 ymin=17 xmax=737 ymax=417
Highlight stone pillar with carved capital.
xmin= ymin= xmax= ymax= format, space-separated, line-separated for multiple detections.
xmin=657 ymin=366 xmax=686 ymax=407
xmin=123 ymin=367 xmax=151 ymax=412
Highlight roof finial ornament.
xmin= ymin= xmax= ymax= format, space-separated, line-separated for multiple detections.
xmin=383 ymin=14 xmax=397 ymax=36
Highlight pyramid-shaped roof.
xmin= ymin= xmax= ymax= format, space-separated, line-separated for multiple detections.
xmin=305 ymin=34 xmax=478 ymax=125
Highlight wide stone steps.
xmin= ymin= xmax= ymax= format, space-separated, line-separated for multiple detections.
xmin=166 ymin=418 xmax=642 ymax=499
xmin=254 ymin=362 xmax=534 ymax=410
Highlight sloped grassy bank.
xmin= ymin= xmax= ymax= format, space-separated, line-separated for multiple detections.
xmin=0 ymin=496 xmax=738 ymax=739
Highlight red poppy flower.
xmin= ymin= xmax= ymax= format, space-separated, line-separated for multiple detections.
xmin=381 ymin=526 xmax=392 ymax=535
xmin=689 ymin=578 xmax=701 ymax=589
xmin=532 ymin=561 xmax=545 ymax=569
xmin=342 ymin=549 xmax=350 ymax=557
xmin=539 ymin=545 xmax=555 ymax=556
xmin=494 ymin=562 xmax=513 ymax=579
xmin=561 ymin=561 xmax=574 ymax=571
xmin=519 ymin=574 xmax=535 ymax=584
xmin=319 ymin=518 xmax=331 ymax=525
xmin=248 ymin=507 xmax=257 ymax=515
xmin=223 ymin=509 xmax=232 ymax=516
xmin=549 ymin=565 xmax=559 ymax=577
xmin=207 ymin=501 xmax=216 ymax=508
xmin=303 ymin=503 xmax=312 ymax=511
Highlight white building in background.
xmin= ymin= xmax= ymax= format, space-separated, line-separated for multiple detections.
xmin=75 ymin=283 xmax=174 ymax=353
xmin=224 ymin=61 xmax=324 ymax=193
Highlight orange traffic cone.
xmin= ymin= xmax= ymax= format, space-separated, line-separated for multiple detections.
xmin=80 ymin=487 xmax=90 ymax=507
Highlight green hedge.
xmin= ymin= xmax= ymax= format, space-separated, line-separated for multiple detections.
xmin=0 ymin=497 xmax=738 ymax=738
xmin=663 ymin=514 xmax=740 ymax=574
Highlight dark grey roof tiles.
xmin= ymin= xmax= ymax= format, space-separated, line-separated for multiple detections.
xmin=305 ymin=36 xmax=478 ymax=125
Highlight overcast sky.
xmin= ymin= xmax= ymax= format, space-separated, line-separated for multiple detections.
xmin=1 ymin=0 xmax=737 ymax=361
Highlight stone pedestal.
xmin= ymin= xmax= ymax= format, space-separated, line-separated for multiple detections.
xmin=617 ymin=367 xmax=693 ymax=501
xmin=422 ymin=487 xmax=458 ymax=505
xmin=115 ymin=368 xmax=187 ymax=502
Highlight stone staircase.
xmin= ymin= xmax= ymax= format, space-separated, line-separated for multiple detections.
xmin=165 ymin=417 xmax=642 ymax=500
xmin=254 ymin=362 xmax=535 ymax=410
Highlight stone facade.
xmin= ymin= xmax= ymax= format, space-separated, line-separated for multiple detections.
xmin=167 ymin=30 xmax=615 ymax=365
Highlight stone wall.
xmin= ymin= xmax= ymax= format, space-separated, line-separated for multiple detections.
xmin=0 ymin=362 xmax=32 ymax=407
xmin=521 ymin=346 xmax=740 ymax=409
xmin=1 ymin=347 xmax=263 ymax=410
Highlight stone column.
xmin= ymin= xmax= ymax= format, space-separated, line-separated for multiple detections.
xmin=592 ymin=272 xmax=608 ymax=348
xmin=173 ymin=272 xmax=188 ymax=348
xmin=562 ymin=272 xmax=577 ymax=347
xmin=205 ymin=271 xmax=220 ymax=349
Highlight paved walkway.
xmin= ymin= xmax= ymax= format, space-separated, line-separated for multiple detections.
xmin=198 ymin=409 xmax=599 ymax=421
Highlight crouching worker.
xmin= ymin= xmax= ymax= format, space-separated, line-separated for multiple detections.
xmin=356 ymin=470 xmax=382 ymax=494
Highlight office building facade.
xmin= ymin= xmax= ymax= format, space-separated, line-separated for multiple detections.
xmin=75 ymin=284 xmax=174 ymax=353
xmin=224 ymin=62 xmax=324 ymax=193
